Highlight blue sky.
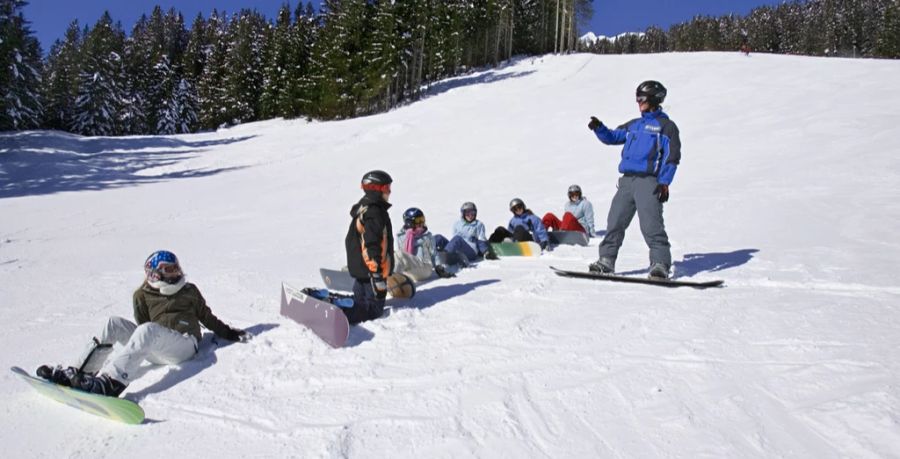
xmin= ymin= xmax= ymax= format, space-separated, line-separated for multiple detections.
xmin=24 ymin=0 xmax=785 ymax=51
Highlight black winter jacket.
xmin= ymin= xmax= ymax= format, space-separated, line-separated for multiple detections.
xmin=345 ymin=191 xmax=394 ymax=280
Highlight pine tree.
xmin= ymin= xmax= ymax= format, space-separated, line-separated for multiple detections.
xmin=876 ymin=0 xmax=900 ymax=58
xmin=311 ymin=0 xmax=368 ymax=119
xmin=220 ymin=9 xmax=268 ymax=125
xmin=41 ymin=21 xmax=81 ymax=130
xmin=197 ymin=10 xmax=229 ymax=129
xmin=1 ymin=0 xmax=43 ymax=131
xmin=259 ymin=3 xmax=294 ymax=120
xmin=72 ymin=12 xmax=127 ymax=136
xmin=359 ymin=0 xmax=399 ymax=114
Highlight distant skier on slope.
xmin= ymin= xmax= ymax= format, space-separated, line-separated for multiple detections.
xmin=344 ymin=170 xmax=395 ymax=324
xmin=36 ymin=250 xmax=248 ymax=397
xmin=587 ymin=80 xmax=682 ymax=279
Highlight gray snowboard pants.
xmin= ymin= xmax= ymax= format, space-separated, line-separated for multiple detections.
xmin=597 ymin=175 xmax=671 ymax=268
xmin=75 ymin=316 xmax=197 ymax=385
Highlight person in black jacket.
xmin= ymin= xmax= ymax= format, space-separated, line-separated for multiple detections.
xmin=344 ymin=170 xmax=395 ymax=324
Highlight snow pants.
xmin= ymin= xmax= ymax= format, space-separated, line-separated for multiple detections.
xmin=346 ymin=278 xmax=386 ymax=325
xmin=435 ymin=234 xmax=479 ymax=263
xmin=77 ymin=316 xmax=198 ymax=385
xmin=488 ymin=226 xmax=533 ymax=243
xmin=597 ymin=175 xmax=671 ymax=269
xmin=394 ymin=250 xmax=434 ymax=281
xmin=542 ymin=212 xmax=587 ymax=233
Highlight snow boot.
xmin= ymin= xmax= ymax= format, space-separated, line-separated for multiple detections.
xmin=73 ymin=372 xmax=126 ymax=397
xmin=649 ymin=263 xmax=669 ymax=280
xmin=589 ymin=258 xmax=615 ymax=274
xmin=434 ymin=265 xmax=456 ymax=279
xmin=35 ymin=365 xmax=80 ymax=387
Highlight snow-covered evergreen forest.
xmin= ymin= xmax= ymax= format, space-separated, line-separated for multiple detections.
xmin=2 ymin=0 xmax=899 ymax=136
xmin=0 ymin=0 xmax=591 ymax=134
xmin=582 ymin=0 xmax=900 ymax=58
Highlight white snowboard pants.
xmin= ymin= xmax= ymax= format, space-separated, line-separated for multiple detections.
xmin=76 ymin=316 xmax=197 ymax=385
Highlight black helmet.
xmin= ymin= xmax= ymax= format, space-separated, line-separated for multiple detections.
xmin=567 ymin=184 xmax=582 ymax=199
xmin=361 ymin=170 xmax=392 ymax=192
xmin=460 ymin=202 xmax=477 ymax=217
xmin=636 ymin=80 xmax=667 ymax=106
xmin=509 ymin=198 xmax=525 ymax=211
xmin=361 ymin=170 xmax=392 ymax=186
xmin=403 ymin=207 xmax=425 ymax=229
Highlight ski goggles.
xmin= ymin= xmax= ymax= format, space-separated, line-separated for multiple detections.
xmin=410 ymin=215 xmax=426 ymax=226
xmin=636 ymin=95 xmax=649 ymax=103
xmin=510 ymin=204 xmax=525 ymax=212
xmin=362 ymin=183 xmax=391 ymax=193
xmin=147 ymin=262 xmax=183 ymax=281
xmin=463 ymin=209 xmax=477 ymax=217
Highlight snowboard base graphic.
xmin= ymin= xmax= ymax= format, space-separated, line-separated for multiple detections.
xmin=490 ymin=241 xmax=542 ymax=257
xmin=281 ymin=282 xmax=351 ymax=348
xmin=11 ymin=366 xmax=144 ymax=424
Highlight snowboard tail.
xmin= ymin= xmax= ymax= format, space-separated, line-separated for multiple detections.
xmin=11 ymin=366 xmax=144 ymax=424
xmin=550 ymin=266 xmax=724 ymax=289
xmin=281 ymin=282 xmax=351 ymax=348
xmin=490 ymin=241 xmax=542 ymax=257
xmin=548 ymin=231 xmax=589 ymax=246
xmin=319 ymin=268 xmax=355 ymax=292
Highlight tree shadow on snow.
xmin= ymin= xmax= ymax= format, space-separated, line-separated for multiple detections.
xmin=419 ymin=59 xmax=536 ymax=101
xmin=618 ymin=248 xmax=759 ymax=278
xmin=125 ymin=322 xmax=278 ymax=404
xmin=0 ymin=131 xmax=256 ymax=199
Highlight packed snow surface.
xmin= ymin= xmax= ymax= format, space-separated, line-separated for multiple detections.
xmin=2 ymin=52 xmax=899 ymax=458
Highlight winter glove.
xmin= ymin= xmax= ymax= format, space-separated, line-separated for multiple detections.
xmin=370 ymin=272 xmax=388 ymax=299
xmin=655 ymin=184 xmax=669 ymax=203
xmin=540 ymin=240 xmax=550 ymax=251
xmin=223 ymin=327 xmax=251 ymax=342
xmin=588 ymin=116 xmax=602 ymax=131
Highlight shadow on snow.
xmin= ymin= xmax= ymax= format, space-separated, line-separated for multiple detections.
xmin=0 ymin=131 xmax=255 ymax=199
xmin=618 ymin=248 xmax=759 ymax=278
xmin=126 ymin=322 xmax=278 ymax=404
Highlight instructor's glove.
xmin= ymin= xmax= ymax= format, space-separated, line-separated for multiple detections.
xmin=370 ymin=272 xmax=387 ymax=299
xmin=588 ymin=116 xmax=602 ymax=131
xmin=655 ymin=184 xmax=669 ymax=203
xmin=223 ymin=327 xmax=251 ymax=342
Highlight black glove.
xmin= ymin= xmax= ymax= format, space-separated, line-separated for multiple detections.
xmin=588 ymin=116 xmax=602 ymax=131
xmin=434 ymin=265 xmax=455 ymax=279
xmin=223 ymin=327 xmax=250 ymax=342
xmin=370 ymin=272 xmax=387 ymax=299
xmin=655 ymin=184 xmax=669 ymax=203
xmin=540 ymin=240 xmax=550 ymax=251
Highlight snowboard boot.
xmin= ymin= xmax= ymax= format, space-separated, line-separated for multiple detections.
xmin=589 ymin=257 xmax=615 ymax=274
xmin=648 ymin=263 xmax=669 ymax=280
xmin=73 ymin=372 xmax=125 ymax=397
xmin=36 ymin=365 xmax=80 ymax=387
xmin=434 ymin=265 xmax=456 ymax=279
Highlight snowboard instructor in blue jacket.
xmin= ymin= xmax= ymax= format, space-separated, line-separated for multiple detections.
xmin=587 ymin=80 xmax=681 ymax=279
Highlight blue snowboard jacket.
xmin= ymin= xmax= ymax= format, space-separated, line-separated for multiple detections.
xmin=593 ymin=109 xmax=681 ymax=185
xmin=508 ymin=211 xmax=549 ymax=245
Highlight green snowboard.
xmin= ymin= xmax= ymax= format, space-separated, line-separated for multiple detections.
xmin=11 ymin=366 xmax=144 ymax=424
xmin=490 ymin=241 xmax=542 ymax=257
